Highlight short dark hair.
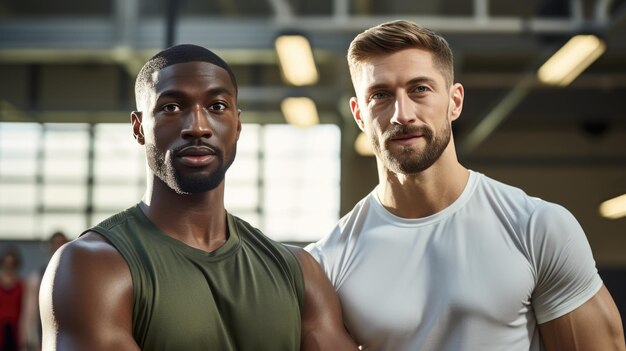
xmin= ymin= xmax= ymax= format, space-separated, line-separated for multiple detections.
xmin=348 ymin=20 xmax=454 ymax=88
xmin=134 ymin=44 xmax=238 ymax=110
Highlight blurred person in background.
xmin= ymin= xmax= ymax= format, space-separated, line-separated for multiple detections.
xmin=0 ymin=246 xmax=25 ymax=351
xmin=306 ymin=20 xmax=625 ymax=350
xmin=20 ymin=232 xmax=69 ymax=351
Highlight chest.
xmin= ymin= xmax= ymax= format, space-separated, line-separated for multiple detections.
xmin=336 ymin=220 xmax=536 ymax=345
xmin=134 ymin=249 xmax=301 ymax=350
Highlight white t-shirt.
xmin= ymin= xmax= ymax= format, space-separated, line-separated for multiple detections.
xmin=306 ymin=171 xmax=602 ymax=351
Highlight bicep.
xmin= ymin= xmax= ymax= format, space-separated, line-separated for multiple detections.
xmin=287 ymin=246 xmax=358 ymax=350
xmin=531 ymin=203 xmax=603 ymax=322
xmin=40 ymin=234 xmax=139 ymax=351
xmin=539 ymin=284 xmax=625 ymax=351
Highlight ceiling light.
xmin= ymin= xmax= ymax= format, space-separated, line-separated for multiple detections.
xmin=354 ymin=132 xmax=374 ymax=156
xmin=274 ymin=35 xmax=319 ymax=86
xmin=537 ymin=34 xmax=606 ymax=87
xmin=281 ymin=97 xmax=319 ymax=128
xmin=599 ymin=193 xmax=626 ymax=219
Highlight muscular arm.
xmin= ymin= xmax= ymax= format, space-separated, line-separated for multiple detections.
xmin=286 ymin=246 xmax=359 ymax=351
xmin=40 ymin=232 xmax=140 ymax=351
xmin=539 ymin=284 xmax=625 ymax=351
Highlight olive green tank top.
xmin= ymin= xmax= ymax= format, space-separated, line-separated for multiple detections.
xmin=87 ymin=205 xmax=304 ymax=350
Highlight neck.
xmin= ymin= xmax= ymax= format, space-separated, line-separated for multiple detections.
xmin=375 ymin=145 xmax=469 ymax=219
xmin=140 ymin=174 xmax=228 ymax=252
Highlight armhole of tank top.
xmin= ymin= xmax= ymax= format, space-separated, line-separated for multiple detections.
xmin=281 ymin=245 xmax=306 ymax=313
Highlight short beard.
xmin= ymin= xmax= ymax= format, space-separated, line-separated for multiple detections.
xmin=146 ymin=143 xmax=235 ymax=194
xmin=175 ymin=167 xmax=227 ymax=194
xmin=372 ymin=120 xmax=451 ymax=175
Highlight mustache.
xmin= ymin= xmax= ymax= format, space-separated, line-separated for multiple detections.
xmin=383 ymin=125 xmax=433 ymax=141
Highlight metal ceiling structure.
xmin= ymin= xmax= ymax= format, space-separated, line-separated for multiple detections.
xmin=0 ymin=2 xmax=624 ymax=170
xmin=1 ymin=1 xmax=625 ymax=145
xmin=0 ymin=1 xmax=625 ymax=154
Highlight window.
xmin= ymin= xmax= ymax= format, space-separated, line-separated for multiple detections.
xmin=261 ymin=125 xmax=341 ymax=242
xmin=0 ymin=122 xmax=341 ymax=243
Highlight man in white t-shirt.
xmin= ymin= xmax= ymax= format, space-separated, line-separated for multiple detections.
xmin=306 ymin=20 xmax=625 ymax=350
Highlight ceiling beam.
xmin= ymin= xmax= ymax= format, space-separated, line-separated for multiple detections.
xmin=0 ymin=16 xmax=609 ymax=51
xmin=459 ymin=75 xmax=535 ymax=154
xmin=267 ymin=0 xmax=293 ymax=19
xmin=456 ymin=0 xmax=617 ymax=155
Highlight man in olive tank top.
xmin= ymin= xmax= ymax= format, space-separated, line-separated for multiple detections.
xmin=39 ymin=44 xmax=358 ymax=351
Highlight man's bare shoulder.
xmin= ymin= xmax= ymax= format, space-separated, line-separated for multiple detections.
xmin=42 ymin=230 xmax=131 ymax=304
xmin=41 ymin=231 xmax=137 ymax=350
xmin=52 ymin=231 xmax=125 ymax=268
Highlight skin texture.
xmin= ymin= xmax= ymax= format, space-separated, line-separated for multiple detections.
xmin=40 ymin=60 xmax=357 ymax=350
xmin=351 ymin=48 xmax=625 ymax=350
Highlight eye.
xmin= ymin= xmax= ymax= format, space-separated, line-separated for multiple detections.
xmin=369 ymin=92 xmax=390 ymax=101
xmin=161 ymin=103 xmax=181 ymax=113
xmin=412 ymin=86 xmax=430 ymax=93
xmin=209 ymin=102 xmax=228 ymax=111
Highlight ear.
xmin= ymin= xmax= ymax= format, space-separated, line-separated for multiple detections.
xmin=448 ymin=83 xmax=464 ymax=122
xmin=131 ymin=111 xmax=145 ymax=145
xmin=350 ymin=97 xmax=365 ymax=132
xmin=235 ymin=109 xmax=242 ymax=141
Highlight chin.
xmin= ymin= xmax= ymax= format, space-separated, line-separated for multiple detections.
xmin=175 ymin=174 xmax=225 ymax=194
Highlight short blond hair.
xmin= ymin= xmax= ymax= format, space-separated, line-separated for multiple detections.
xmin=348 ymin=20 xmax=454 ymax=88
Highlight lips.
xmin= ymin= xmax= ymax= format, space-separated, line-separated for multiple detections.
xmin=389 ymin=132 xmax=424 ymax=145
xmin=391 ymin=133 xmax=422 ymax=141
xmin=176 ymin=146 xmax=217 ymax=167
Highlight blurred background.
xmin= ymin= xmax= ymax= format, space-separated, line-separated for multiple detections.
xmin=0 ymin=0 xmax=625 ymax=342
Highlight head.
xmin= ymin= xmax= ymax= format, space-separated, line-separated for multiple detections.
xmin=0 ymin=246 xmax=21 ymax=273
xmin=49 ymin=231 xmax=69 ymax=254
xmin=348 ymin=20 xmax=463 ymax=175
xmin=132 ymin=44 xmax=242 ymax=194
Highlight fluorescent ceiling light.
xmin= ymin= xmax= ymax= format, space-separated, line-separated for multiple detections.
xmin=354 ymin=131 xmax=374 ymax=156
xmin=281 ymin=97 xmax=319 ymax=128
xmin=538 ymin=34 xmax=606 ymax=87
xmin=599 ymin=193 xmax=626 ymax=219
xmin=275 ymin=35 xmax=319 ymax=86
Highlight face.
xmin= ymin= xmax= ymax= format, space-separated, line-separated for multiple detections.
xmin=132 ymin=61 xmax=241 ymax=194
xmin=1 ymin=252 xmax=18 ymax=271
xmin=350 ymin=48 xmax=463 ymax=175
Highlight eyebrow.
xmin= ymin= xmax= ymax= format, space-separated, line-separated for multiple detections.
xmin=365 ymin=76 xmax=439 ymax=93
xmin=156 ymin=87 xmax=235 ymax=101
xmin=406 ymin=76 xmax=438 ymax=87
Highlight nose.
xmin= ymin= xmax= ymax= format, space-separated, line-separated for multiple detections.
xmin=390 ymin=93 xmax=417 ymax=125
xmin=181 ymin=106 xmax=213 ymax=139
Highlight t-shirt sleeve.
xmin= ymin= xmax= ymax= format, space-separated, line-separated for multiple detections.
xmin=304 ymin=242 xmax=326 ymax=268
xmin=305 ymin=241 xmax=339 ymax=287
xmin=529 ymin=202 xmax=603 ymax=324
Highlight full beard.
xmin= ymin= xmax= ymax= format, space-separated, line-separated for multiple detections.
xmin=146 ymin=143 xmax=236 ymax=194
xmin=372 ymin=120 xmax=451 ymax=175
